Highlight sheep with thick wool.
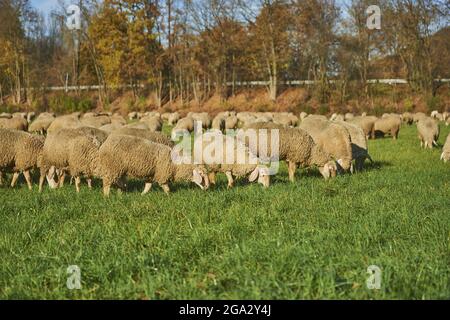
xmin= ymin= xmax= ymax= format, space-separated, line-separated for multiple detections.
xmin=348 ymin=116 xmax=377 ymax=139
xmin=111 ymin=127 xmax=174 ymax=147
xmin=0 ymin=116 xmax=28 ymax=131
xmin=29 ymin=113 xmax=55 ymax=134
xmin=46 ymin=114 xmax=82 ymax=134
xmin=240 ymin=124 xmax=338 ymax=181
xmin=298 ymin=118 xmax=353 ymax=173
xmin=374 ymin=116 xmax=401 ymax=139
xmin=193 ymin=132 xmax=270 ymax=188
xmin=0 ymin=129 xmax=45 ymax=190
xmin=417 ymin=117 xmax=439 ymax=149
xmin=96 ymin=135 xmax=210 ymax=196
xmin=140 ymin=116 xmax=163 ymax=132
xmin=39 ymin=128 xmax=103 ymax=192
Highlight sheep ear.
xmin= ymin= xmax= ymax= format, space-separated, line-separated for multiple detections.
xmin=193 ymin=169 xmax=202 ymax=185
xmin=249 ymin=167 xmax=260 ymax=182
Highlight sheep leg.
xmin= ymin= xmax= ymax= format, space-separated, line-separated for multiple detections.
xmin=23 ymin=170 xmax=33 ymax=190
xmin=10 ymin=173 xmax=20 ymax=188
xmin=226 ymin=172 xmax=234 ymax=189
xmin=103 ymin=184 xmax=111 ymax=197
xmin=161 ymin=184 xmax=170 ymax=194
xmin=58 ymin=172 xmax=66 ymax=188
xmin=87 ymin=178 xmax=92 ymax=189
xmin=0 ymin=171 xmax=3 ymax=186
xmin=288 ymin=161 xmax=297 ymax=182
xmin=39 ymin=174 xmax=45 ymax=193
xmin=142 ymin=183 xmax=152 ymax=195
xmin=74 ymin=176 xmax=81 ymax=193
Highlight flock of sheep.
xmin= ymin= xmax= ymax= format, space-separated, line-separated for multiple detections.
xmin=0 ymin=108 xmax=449 ymax=196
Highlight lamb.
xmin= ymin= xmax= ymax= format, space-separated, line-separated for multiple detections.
xmin=111 ymin=127 xmax=174 ymax=147
xmin=374 ymin=116 xmax=401 ymax=139
xmin=0 ymin=129 xmax=45 ymax=190
xmin=239 ymin=124 xmax=338 ymax=181
xmin=298 ymin=118 xmax=353 ymax=172
xmin=193 ymin=132 xmax=270 ymax=188
xmin=39 ymin=128 xmax=103 ymax=192
xmin=0 ymin=116 xmax=28 ymax=131
xmin=417 ymin=117 xmax=439 ymax=149
xmin=440 ymin=133 xmax=450 ymax=162
xmin=96 ymin=134 xmax=210 ymax=196
xmin=333 ymin=120 xmax=373 ymax=172
xmin=140 ymin=116 xmax=163 ymax=132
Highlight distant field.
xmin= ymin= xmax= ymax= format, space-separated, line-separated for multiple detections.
xmin=0 ymin=125 xmax=449 ymax=299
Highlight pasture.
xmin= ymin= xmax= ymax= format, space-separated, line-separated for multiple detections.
xmin=0 ymin=125 xmax=449 ymax=299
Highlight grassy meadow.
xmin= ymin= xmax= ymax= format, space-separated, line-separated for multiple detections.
xmin=0 ymin=124 xmax=449 ymax=299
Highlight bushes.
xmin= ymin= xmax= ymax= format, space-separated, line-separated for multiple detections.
xmin=48 ymin=94 xmax=93 ymax=114
xmin=426 ymin=95 xmax=443 ymax=112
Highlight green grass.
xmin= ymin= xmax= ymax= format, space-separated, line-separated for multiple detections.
xmin=0 ymin=125 xmax=449 ymax=300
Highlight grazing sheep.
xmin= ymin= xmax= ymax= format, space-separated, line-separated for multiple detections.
xmin=0 ymin=129 xmax=45 ymax=190
xmin=47 ymin=114 xmax=82 ymax=134
xmin=413 ymin=112 xmax=427 ymax=123
xmin=125 ymin=122 xmax=150 ymax=130
xmin=193 ymin=132 xmax=270 ymax=188
xmin=99 ymin=123 xmax=124 ymax=133
xmin=172 ymin=117 xmax=195 ymax=137
xmin=28 ymin=113 xmax=56 ymax=134
xmin=39 ymin=128 xmax=103 ymax=192
xmin=140 ymin=116 xmax=163 ymax=132
xmin=0 ymin=116 xmax=28 ymax=131
xmin=299 ymin=118 xmax=353 ymax=172
xmin=96 ymin=135 xmax=209 ymax=196
xmin=240 ymin=124 xmax=338 ymax=181
xmin=344 ymin=113 xmax=355 ymax=121
xmin=440 ymin=134 xmax=450 ymax=162
xmin=334 ymin=120 xmax=373 ymax=172
xmin=81 ymin=115 xmax=111 ymax=128
xmin=168 ymin=112 xmax=180 ymax=126
xmin=402 ymin=112 xmax=414 ymax=125
xmin=111 ymin=128 xmax=174 ymax=147
xmin=188 ymin=112 xmax=211 ymax=129
xmin=225 ymin=115 xmax=239 ymax=130
xmin=417 ymin=117 xmax=439 ymax=149
xmin=374 ymin=116 xmax=401 ymax=140
xmin=211 ymin=115 xmax=226 ymax=132
xmin=348 ymin=116 xmax=377 ymax=139
xmin=273 ymin=113 xmax=298 ymax=127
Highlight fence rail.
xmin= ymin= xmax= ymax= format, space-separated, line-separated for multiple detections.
xmin=36 ymin=79 xmax=450 ymax=92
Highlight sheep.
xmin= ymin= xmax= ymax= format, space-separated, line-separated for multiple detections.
xmin=374 ymin=116 xmax=401 ymax=139
xmin=413 ymin=112 xmax=427 ymax=123
xmin=39 ymin=128 xmax=103 ymax=192
xmin=273 ymin=113 xmax=298 ymax=127
xmin=0 ymin=116 xmax=28 ymax=131
xmin=333 ymin=120 xmax=373 ymax=172
xmin=402 ymin=112 xmax=414 ymax=125
xmin=28 ymin=113 xmax=56 ymax=134
xmin=47 ymin=114 xmax=82 ymax=134
xmin=172 ymin=117 xmax=195 ymax=137
xmin=111 ymin=127 xmax=174 ymax=147
xmin=299 ymin=118 xmax=353 ymax=172
xmin=128 ymin=112 xmax=138 ymax=121
xmin=81 ymin=115 xmax=111 ymax=128
xmin=440 ymin=133 xmax=450 ymax=162
xmin=0 ymin=113 xmax=12 ymax=118
xmin=344 ymin=113 xmax=355 ymax=121
xmin=446 ymin=117 xmax=450 ymax=127
xmin=193 ymin=132 xmax=270 ymax=188
xmin=239 ymin=124 xmax=338 ymax=181
xmin=168 ymin=112 xmax=180 ymax=126
xmin=188 ymin=112 xmax=211 ymax=129
xmin=99 ymin=123 xmax=124 ymax=133
xmin=140 ymin=116 xmax=163 ymax=132
xmin=125 ymin=122 xmax=150 ymax=130
xmin=347 ymin=116 xmax=377 ymax=139
xmin=96 ymin=134 xmax=210 ymax=196
xmin=0 ymin=129 xmax=45 ymax=190
xmin=299 ymin=112 xmax=308 ymax=121
xmin=225 ymin=115 xmax=238 ymax=130
xmin=27 ymin=112 xmax=36 ymax=123
xmin=211 ymin=115 xmax=226 ymax=132
xmin=330 ymin=113 xmax=345 ymax=122
xmin=417 ymin=117 xmax=439 ymax=149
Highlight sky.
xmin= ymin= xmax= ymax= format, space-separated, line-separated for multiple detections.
xmin=31 ymin=0 xmax=60 ymax=14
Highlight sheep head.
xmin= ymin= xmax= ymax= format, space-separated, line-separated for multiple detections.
xmin=319 ymin=161 xmax=337 ymax=180
xmin=249 ymin=166 xmax=270 ymax=188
